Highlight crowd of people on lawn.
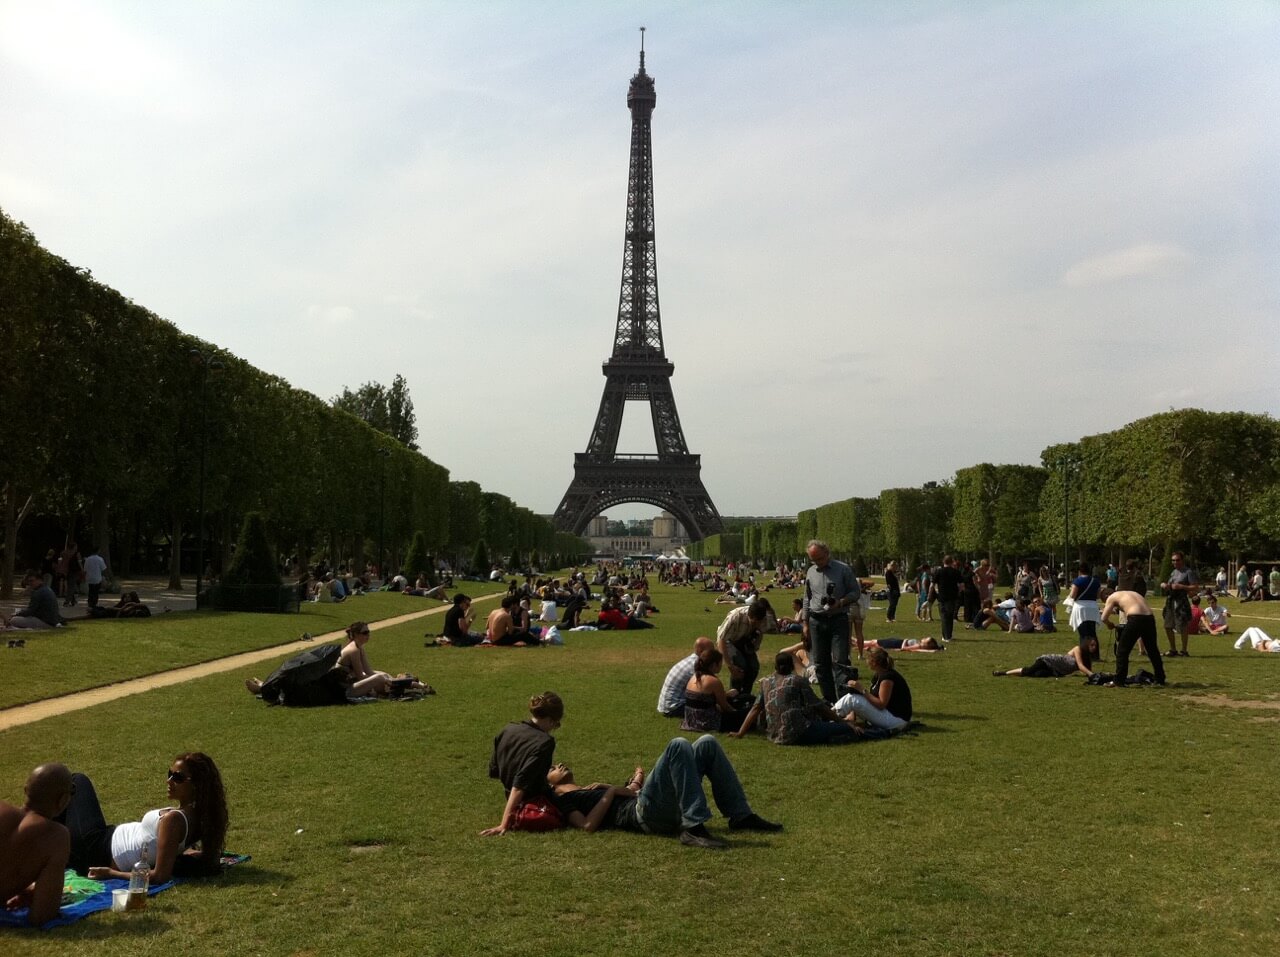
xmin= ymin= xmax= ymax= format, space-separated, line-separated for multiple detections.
xmin=7 ymin=542 xmax=1276 ymax=924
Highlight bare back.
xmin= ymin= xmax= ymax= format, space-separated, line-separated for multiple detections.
xmin=1102 ymin=589 xmax=1153 ymax=620
xmin=0 ymin=801 xmax=70 ymax=925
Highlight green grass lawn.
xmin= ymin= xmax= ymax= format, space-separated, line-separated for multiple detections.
xmin=0 ymin=583 xmax=508 ymax=710
xmin=2 ymin=576 xmax=1278 ymax=955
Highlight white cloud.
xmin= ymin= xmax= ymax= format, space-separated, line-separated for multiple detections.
xmin=1060 ymin=243 xmax=1193 ymax=287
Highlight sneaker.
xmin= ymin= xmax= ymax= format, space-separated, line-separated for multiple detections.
xmin=728 ymin=813 xmax=783 ymax=833
xmin=679 ymin=825 xmax=728 ymax=849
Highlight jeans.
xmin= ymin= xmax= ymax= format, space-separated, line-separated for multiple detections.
xmin=886 ymin=591 xmax=900 ymax=622
xmin=725 ymin=643 xmax=759 ymax=696
xmin=88 ymin=583 xmax=101 ymax=608
xmin=58 ymin=773 xmax=116 ymax=874
xmin=810 ymin=613 xmax=852 ymax=703
xmin=833 ymin=693 xmax=908 ymax=731
xmin=635 ymin=736 xmax=752 ymax=832
xmin=796 ymin=720 xmax=858 ymax=745
xmin=1115 ymin=614 xmax=1164 ymax=685
xmin=939 ymin=599 xmax=959 ymax=642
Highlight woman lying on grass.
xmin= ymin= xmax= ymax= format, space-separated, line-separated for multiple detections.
xmin=863 ymin=637 xmax=944 ymax=653
xmin=63 ymin=752 xmax=228 ymax=882
xmin=991 ymin=637 xmax=1099 ymax=678
xmin=1235 ymin=627 xmax=1280 ymax=652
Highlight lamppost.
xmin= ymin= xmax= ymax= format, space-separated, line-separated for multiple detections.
xmin=377 ymin=447 xmax=391 ymax=579
xmin=191 ymin=349 xmax=223 ymax=605
xmin=1061 ymin=452 xmax=1079 ymax=574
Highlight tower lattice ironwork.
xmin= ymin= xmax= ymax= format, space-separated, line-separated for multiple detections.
xmin=553 ymin=38 xmax=722 ymax=541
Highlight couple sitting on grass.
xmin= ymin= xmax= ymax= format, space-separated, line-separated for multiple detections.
xmin=482 ymin=692 xmax=781 ymax=850
xmin=246 ymin=621 xmax=433 ymax=701
xmin=1 ymin=754 xmax=228 ymax=925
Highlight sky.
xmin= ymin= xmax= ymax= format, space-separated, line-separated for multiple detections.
xmin=3 ymin=0 xmax=1278 ymax=523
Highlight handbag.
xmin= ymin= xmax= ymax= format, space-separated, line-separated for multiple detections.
xmin=511 ymin=798 xmax=563 ymax=832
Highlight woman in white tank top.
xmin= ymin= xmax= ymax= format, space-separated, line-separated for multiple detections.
xmin=60 ymin=752 xmax=228 ymax=883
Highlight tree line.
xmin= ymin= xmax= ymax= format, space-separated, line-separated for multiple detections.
xmin=688 ymin=410 xmax=1280 ymax=575
xmin=0 ymin=208 xmax=588 ymax=597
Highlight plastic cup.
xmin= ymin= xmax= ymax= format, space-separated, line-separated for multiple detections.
xmin=111 ymin=889 xmax=128 ymax=912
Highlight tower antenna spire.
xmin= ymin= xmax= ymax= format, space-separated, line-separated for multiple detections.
xmin=639 ymin=25 xmax=645 ymax=70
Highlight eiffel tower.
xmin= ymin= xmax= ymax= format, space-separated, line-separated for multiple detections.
xmin=553 ymin=35 xmax=722 ymax=541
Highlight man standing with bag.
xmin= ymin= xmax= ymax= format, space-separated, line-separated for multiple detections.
xmin=802 ymin=540 xmax=859 ymax=703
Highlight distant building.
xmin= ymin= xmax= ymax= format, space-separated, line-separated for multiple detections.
xmin=587 ymin=510 xmax=686 ymax=558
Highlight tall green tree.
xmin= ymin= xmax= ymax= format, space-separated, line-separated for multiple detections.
xmin=331 ymin=374 xmax=419 ymax=450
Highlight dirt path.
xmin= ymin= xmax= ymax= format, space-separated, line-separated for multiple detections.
xmin=0 ymin=595 xmax=500 ymax=733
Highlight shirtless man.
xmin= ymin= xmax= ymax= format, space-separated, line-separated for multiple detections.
xmin=485 ymin=595 xmax=520 ymax=645
xmin=1100 ymin=588 xmax=1167 ymax=687
xmin=1 ymin=763 xmax=73 ymax=926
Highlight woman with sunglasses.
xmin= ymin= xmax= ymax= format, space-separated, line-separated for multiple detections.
xmin=338 ymin=621 xmax=394 ymax=698
xmin=61 ymin=752 xmax=229 ymax=882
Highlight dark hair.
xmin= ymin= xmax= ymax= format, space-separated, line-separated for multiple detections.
xmin=501 ymin=595 xmax=516 ymax=610
xmin=694 ymin=648 xmax=723 ymax=678
xmin=452 ymin=593 xmax=470 ymax=606
xmin=176 ymin=752 xmax=227 ymax=874
xmin=23 ymin=569 xmax=41 ymax=581
xmin=747 ymin=602 xmax=767 ymax=621
xmin=345 ymin=621 xmax=370 ymax=639
xmin=1080 ymin=636 xmax=1100 ymax=666
xmin=1078 ymin=561 xmax=1091 ymax=575
xmin=529 ymin=691 xmax=564 ymax=721
xmin=775 ymin=651 xmax=795 ymax=675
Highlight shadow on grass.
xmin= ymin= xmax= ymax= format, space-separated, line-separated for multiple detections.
xmin=209 ymin=863 xmax=293 ymax=887
xmin=915 ymin=712 xmax=988 ymax=722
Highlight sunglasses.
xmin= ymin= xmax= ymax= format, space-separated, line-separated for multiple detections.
xmin=167 ymin=770 xmax=190 ymax=783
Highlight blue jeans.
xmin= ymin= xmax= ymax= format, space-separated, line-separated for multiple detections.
xmin=635 ymin=736 xmax=752 ymax=832
xmin=810 ymin=614 xmax=852 ymax=702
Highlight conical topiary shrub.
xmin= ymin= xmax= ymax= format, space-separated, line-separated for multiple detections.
xmin=223 ymin=512 xmax=282 ymax=586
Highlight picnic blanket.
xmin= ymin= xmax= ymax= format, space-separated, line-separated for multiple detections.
xmin=1 ymin=853 xmax=250 ymax=930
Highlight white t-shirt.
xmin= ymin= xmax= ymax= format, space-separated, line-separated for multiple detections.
xmin=1203 ymin=605 xmax=1228 ymax=628
xmin=83 ymin=554 xmax=107 ymax=585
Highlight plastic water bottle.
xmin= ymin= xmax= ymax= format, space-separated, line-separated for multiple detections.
xmin=127 ymin=859 xmax=149 ymax=910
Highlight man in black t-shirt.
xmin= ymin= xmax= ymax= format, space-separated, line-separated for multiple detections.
xmin=932 ymin=555 xmax=964 ymax=643
xmin=437 ymin=594 xmax=484 ymax=646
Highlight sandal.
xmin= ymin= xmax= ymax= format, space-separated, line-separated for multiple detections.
xmin=627 ymin=767 xmax=645 ymax=791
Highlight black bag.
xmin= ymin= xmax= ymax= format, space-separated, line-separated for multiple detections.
xmin=258 ymin=643 xmax=348 ymax=706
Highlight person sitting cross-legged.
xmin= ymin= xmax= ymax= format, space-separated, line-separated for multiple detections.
xmin=1199 ymin=594 xmax=1230 ymax=635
